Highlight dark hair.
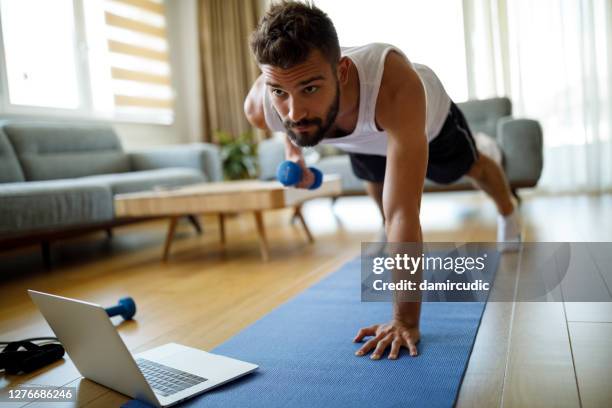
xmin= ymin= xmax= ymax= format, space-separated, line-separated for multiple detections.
xmin=250 ymin=1 xmax=340 ymax=69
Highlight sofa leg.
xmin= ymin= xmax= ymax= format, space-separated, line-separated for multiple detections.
xmin=290 ymin=209 xmax=298 ymax=225
xmin=511 ymin=188 xmax=522 ymax=206
xmin=41 ymin=241 xmax=52 ymax=270
xmin=187 ymin=215 xmax=203 ymax=235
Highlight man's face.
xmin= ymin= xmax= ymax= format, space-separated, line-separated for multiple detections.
xmin=261 ymin=50 xmax=340 ymax=147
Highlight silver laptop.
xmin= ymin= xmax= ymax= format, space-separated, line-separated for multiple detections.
xmin=28 ymin=290 xmax=258 ymax=407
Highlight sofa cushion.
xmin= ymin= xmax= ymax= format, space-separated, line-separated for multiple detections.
xmin=317 ymin=155 xmax=365 ymax=193
xmin=82 ymin=168 xmax=206 ymax=195
xmin=257 ymin=137 xmax=286 ymax=181
xmin=0 ymin=179 xmax=114 ymax=234
xmin=0 ymin=128 xmax=25 ymax=183
xmin=3 ymin=122 xmax=130 ymax=181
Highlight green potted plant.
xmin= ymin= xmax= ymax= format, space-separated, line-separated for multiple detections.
xmin=215 ymin=130 xmax=259 ymax=181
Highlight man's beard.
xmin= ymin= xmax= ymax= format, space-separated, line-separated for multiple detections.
xmin=283 ymin=83 xmax=340 ymax=147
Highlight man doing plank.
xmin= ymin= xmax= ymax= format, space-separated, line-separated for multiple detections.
xmin=244 ymin=1 xmax=521 ymax=359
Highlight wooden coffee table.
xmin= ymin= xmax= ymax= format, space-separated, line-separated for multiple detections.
xmin=114 ymin=176 xmax=342 ymax=261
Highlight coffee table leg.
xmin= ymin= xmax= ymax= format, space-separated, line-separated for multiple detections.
xmin=294 ymin=205 xmax=314 ymax=244
xmin=218 ymin=213 xmax=226 ymax=246
xmin=186 ymin=214 xmax=202 ymax=235
xmin=163 ymin=216 xmax=179 ymax=262
xmin=253 ymin=211 xmax=269 ymax=261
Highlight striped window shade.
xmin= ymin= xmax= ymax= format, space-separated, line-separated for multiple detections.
xmin=85 ymin=0 xmax=174 ymax=123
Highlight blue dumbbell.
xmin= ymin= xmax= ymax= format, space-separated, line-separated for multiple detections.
xmin=105 ymin=297 xmax=136 ymax=320
xmin=276 ymin=161 xmax=323 ymax=190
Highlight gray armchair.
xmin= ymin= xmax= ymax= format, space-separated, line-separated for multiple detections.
xmin=457 ymin=97 xmax=543 ymax=190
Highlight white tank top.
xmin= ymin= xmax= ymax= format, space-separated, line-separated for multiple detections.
xmin=262 ymin=43 xmax=452 ymax=156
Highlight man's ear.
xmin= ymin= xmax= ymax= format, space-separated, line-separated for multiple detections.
xmin=337 ymin=57 xmax=351 ymax=84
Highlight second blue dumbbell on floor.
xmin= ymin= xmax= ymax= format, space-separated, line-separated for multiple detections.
xmin=105 ymin=297 xmax=136 ymax=320
xmin=276 ymin=161 xmax=323 ymax=190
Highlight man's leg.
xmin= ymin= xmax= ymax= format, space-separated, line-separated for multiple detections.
xmin=466 ymin=154 xmax=514 ymax=216
xmin=466 ymin=154 xmax=521 ymax=245
xmin=365 ymin=181 xmax=385 ymax=223
xmin=427 ymin=102 xmax=520 ymax=247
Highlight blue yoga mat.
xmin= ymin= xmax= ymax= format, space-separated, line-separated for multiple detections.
xmin=172 ymin=253 xmax=499 ymax=408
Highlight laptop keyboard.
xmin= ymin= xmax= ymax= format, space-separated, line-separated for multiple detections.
xmin=136 ymin=358 xmax=208 ymax=397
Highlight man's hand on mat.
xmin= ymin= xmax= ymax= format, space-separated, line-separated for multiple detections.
xmin=353 ymin=320 xmax=420 ymax=359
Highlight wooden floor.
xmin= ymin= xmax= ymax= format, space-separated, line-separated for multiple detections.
xmin=1 ymin=191 xmax=611 ymax=407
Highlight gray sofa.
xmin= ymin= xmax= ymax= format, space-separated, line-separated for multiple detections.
xmin=0 ymin=120 xmax=222 ymax=258
xmin=258 ymin=97 xmax=543 ymax=196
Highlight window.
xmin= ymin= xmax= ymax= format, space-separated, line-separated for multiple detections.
xmin=0 ymin=0 xmax=80 ymax=109
xmin=0 ymin=0 xmax=174 ymax=124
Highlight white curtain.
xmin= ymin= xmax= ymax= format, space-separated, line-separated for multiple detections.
xmin=463 ymin=0 xmax=612 ymax=193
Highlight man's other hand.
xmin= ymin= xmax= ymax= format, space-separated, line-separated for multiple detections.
xmin=294 ymin=159 xmax=315 ymax=189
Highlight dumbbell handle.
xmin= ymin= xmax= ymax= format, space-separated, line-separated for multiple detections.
xmin=105 ymin=297 xmax=136 ymax=320
xmin=106 ymin=305 xmax=126 ymax=317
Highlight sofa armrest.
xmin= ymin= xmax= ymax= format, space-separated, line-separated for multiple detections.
xmin=128 ymin=143 xmax=223 ymax=182
xmin=257 ymin=138 xmax=285 ymax=180
xmin=497 ymin=117 xmax=544 ymax=186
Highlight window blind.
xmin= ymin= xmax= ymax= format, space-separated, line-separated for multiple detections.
xmin=103 ymin=0 xmax=174 ymax=121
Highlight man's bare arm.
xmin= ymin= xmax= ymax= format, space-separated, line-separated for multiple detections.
xmin=244 ymin=74 xmax=268 ymax=130
xmin=243 ymin=74 xmax=314 ymax=188
xmin=381 ymin=55 xmax=427 ymax=327
xmin=353 ymin=51 xmax=427 ymax=359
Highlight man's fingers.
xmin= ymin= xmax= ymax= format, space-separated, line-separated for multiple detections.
xmin=388 ymin=339 xmax=402 ymax=360
xmin=355 ymin=325 xmax=421 ymax=359
xmin=355 ymin=332 xmax=385 ymax=356
xmin=353 ymin=326 xmax=376 ymax=343
xmin=370 ymin=334 xmax=394 ymax=360
xmin=294 ymin=167 xmax=314 ymax=189
xmin=295 ymin=179 xmax=309 ymax=189
xmin=402 ymin=333 xmax=419 ymax=357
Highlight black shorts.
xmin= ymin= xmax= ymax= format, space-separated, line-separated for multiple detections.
xmin=348 ymin=102 xmax=479 ymax=184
